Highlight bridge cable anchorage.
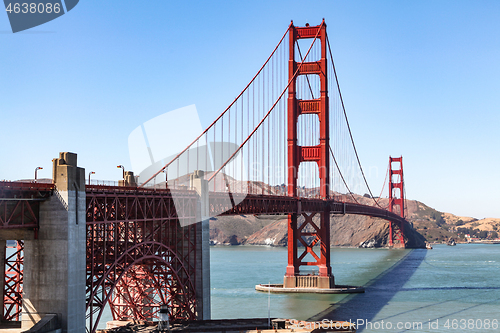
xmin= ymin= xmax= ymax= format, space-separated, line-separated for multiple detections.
xmin=140 ymin=23 xmax=293 ymax=188
xmin=326 ymin=33 xmax=381 ymax=208
xmin=208 ymin=21 xmax=325 ymax=183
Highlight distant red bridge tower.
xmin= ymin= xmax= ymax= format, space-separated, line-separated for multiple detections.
xmin=389 ymin=156 xmax=405 ymax=247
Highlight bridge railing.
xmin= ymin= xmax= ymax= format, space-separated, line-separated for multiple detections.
xmin=0 ymin=180 xmax=54 ymax=191
xmin=87 ymin=179 xmax=119 ymax=187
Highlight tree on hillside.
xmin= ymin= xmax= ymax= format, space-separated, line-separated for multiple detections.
xmin=431 ymin=212 xmax=445 ymax=226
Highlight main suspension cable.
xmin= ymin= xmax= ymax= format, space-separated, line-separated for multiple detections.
xmin=326 ymin=33 xmax=381 ymax=208
xmin=209 ymin=22 xmax=325 ymax=182
xmin=140 ymin=24 xmax=292 ymax=187
xmin=329 ymin=146 xmax=360 ymax=204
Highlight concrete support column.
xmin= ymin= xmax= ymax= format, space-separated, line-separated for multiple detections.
xmin=190 ymin=171 xmax=211 ymax=320
xmin=22 ymin=152 xmax=86 ymax=333
xmin=118 ymin=171 xmax=137 ymax=187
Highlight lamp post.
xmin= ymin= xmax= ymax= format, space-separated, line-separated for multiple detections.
xmin=163 ymin=168 xmax=168 ymax=188
xmin=117 ymin=165 xmax=125 ymax=179
xmin=34 ymin=167 xmax=43 ymax=182
xmin=88 ymin=171 xmax=95 ymax=185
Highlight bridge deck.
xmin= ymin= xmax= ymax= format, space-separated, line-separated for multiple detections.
xmin=0 ymin=181 xmax=53 ymax=229
xmin=0 ymin=182 xmax=407 ymax=229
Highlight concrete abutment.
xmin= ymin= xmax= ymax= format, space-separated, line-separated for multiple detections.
xmin=22 ymin=152 xmax=86 ymax=333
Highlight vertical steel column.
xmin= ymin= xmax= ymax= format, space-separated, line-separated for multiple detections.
xmin=389 ymin=156 xmax=405 ymax=247
xmin=285 ymin=21 xmax=333 ymax=283
xmin=286 ymin=22 xmax=299 ymax=278
xmin=3 ymin=241 xmax=23 ymax=321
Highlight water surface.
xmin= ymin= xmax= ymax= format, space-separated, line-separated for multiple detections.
xmin=211 ymin=244 xmax=500 ymax=332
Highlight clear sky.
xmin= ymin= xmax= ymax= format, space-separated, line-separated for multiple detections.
xmin=1 ymin=1 xmax=499 ymax=218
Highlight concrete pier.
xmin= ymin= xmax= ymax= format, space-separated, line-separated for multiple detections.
xmin=190 ymin=170 xmax=211 ymax=320
xmin=283 ymin=275 xmax=335 ymax=289
xmin=255 ymin=283 xmax=364 ymax=294
xmin=22 ymin=152 xmax=86 ymax=332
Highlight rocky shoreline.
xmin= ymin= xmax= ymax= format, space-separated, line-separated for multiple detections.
xmin=210 ymin=213 xmax=427 ymax=249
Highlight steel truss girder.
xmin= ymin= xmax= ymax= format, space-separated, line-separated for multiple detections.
xmin=85 ymin=188 xmax=198 ymax=333
xmin=211 ymin=192 xmax=408 ymax=226
xmin=0 ymin=181 xmax=53 ymax=229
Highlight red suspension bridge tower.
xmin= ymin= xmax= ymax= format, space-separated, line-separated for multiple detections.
xmin=388 ymin=156 xmax=405 ymax=247
xmin=284 ymin=20 xmax=334 ymax=289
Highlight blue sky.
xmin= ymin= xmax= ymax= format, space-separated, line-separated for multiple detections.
xmin=1 ymin=1 xmax=499 ymax=218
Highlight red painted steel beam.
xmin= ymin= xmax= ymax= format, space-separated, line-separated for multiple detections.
xmin=297 ymin=99 xmax=321 ymax=114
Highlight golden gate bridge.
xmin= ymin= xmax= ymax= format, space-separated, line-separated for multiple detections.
xmin=0 ymin=20 xmax=407 ymax=333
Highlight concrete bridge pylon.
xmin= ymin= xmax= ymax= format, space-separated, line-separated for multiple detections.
xmin=22 ymin=152 xmax=86 ymax=332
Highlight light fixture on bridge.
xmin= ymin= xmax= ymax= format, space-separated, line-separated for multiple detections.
xmin=34 ymin=167 xmax=43 ymax=182
xmin=162 ymin=168 xmax=167 ymax=188
xmin=88 ymin=171 xmax=95 ymax=185
xmin=117 ymin=165 xmax=125 ymax=179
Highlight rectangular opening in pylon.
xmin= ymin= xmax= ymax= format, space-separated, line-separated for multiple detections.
xmin=297 ymin=162 xmax=320 ymax=198
xmin=391 ymin=188 xmax=401 ymax=199
xmin=297 ymin=114 xmax=320 ymax=146
xmin=391 ymin=161 xmax=401 ymax=170
xmin=391 ymin=174 xmax=401 ymax=183
xmin=295 ymin=38 xmax=321 ymax=63
xmin=296 ymin=74 xmax=320 ymax=100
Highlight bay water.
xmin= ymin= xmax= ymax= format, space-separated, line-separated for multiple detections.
xmin=211 ymin=244 xmax=500 ymax=332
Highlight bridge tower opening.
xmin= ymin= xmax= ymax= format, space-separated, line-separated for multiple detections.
xmin=389 ymin=156 xmax=405 ymax=248
xmin=284 ymin=20 xmax=334 ymax=289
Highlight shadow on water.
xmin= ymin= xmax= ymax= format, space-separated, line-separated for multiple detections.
xmin=309 ymin=249 xmax=427 ymax=330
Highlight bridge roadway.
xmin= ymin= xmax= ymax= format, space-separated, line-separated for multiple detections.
xmin=0 ymin=181 xmax=407 ymax=231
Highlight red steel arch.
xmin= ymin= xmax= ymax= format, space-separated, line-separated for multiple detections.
xmin=86 ymin=241 xmax=196 ymax=333
xmin=85 ymin=186 xmax=199 ymax=333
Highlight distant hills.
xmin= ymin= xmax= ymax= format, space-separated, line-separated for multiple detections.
xmin=209 ymin=194 xmax=499 ymax=248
